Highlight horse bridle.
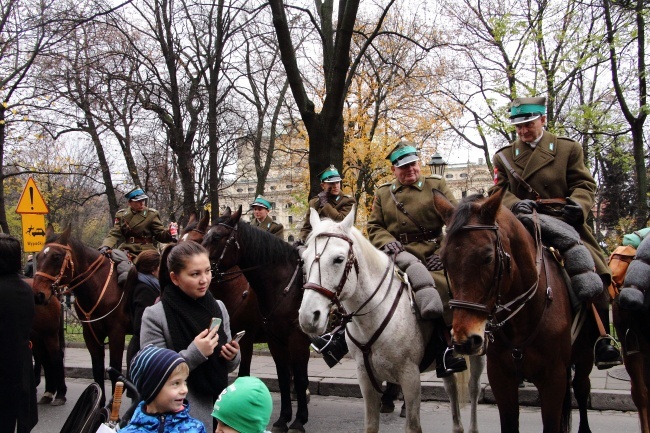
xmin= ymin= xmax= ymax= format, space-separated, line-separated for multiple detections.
xmin=34 ymin=243 xmax=75 ymax=303
xmin=209 ymin=223 xmax=240 ymax=273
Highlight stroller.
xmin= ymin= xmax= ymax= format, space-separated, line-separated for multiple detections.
xmin=59 ymin=368 xmax=140 ymax=433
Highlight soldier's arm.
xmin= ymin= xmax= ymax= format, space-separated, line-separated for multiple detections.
xmin=320 ymin=195 xmax=356 ymax=222
xmin=274 ymin=223 xmax=284 ymax=241
xmin=298 ymin=200 xmax=315 ymax=241
xmin=565 ymin=141 xmax=596 ymax=218
xmin=150 ymin=211 xmax=174 ymax=243
xmin=367 ymin=190 xmax=398 ymax=249
xmin=101 ymin=213 xmax=124 ymax=249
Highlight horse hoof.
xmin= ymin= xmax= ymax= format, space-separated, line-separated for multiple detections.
xmin=51 ymin=397 xmax=67 ymax=406
xmin=379 ymin=402 xmax=395 ymax=413
xmin=38 ymin=393 xmax=54 ymax=404
xmin=288 ymin=428 xmax=305 ymax=433
xmin=271 ymin=427 xmax=288 ymax=433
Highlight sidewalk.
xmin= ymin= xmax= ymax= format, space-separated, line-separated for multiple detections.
xmin=63 ymin=345 xmax=636 ymax=412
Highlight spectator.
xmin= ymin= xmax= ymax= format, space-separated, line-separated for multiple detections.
xmin=211 ymin=376 xmax=272 ymax=433
xmin=23 ymin=254 xmax=34 ymax=278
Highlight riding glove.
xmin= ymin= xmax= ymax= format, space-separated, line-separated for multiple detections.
xmin=317 ymin=191 xmax=329 ymax=207
xmin=382 ymin=241 xmax=404 ymax=256
xmin=511 ymin=199 xmax=537 ymax=215
xmin=562 ymin=197 xmax=584 ymax=225
xmin=98 ymin=245 xmax=111 ymax=256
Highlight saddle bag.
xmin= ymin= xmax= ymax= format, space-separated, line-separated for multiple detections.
xmin=607 ymin=245 xmax=637 ymax=299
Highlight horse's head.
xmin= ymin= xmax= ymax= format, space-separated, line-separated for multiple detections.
xmin=203 ymin=206 xmax=242 ymax=271
xmin=33 ymin=224 xmax=75 ymax=303
xmin=434 ymin=187 xmax=519 ymax=355
xmin=180 ymin=211 xmax=210 ymax=243
xmin=299 ymin=207 xmax=365 ymax=335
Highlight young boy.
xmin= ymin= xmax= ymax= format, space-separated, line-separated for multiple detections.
xmin=121 ymin=344 xmax=207 ymax=432
xmin=211 ymin=376 xmax=273 ymax=433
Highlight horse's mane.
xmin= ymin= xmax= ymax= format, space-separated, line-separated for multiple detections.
xmin=211 ymin=214 xmax=296 ymax=265
xmin=310 ymin=218 xmax=386 ymax=270
xmin=445 ymin=194 xmax=488 ymax=239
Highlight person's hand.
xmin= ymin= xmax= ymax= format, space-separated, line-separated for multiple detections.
xmin=317 ymin=191 xmax=329 ymax=207
xmin=562 ymin=197 xmax=584 ymax=225
xmin=220 ymin=340 xmax=240 ymax=360
xmin=169 ymin=222 xmax=179 ymax=239
xmin=382 ymin=241 xmax=404 ymax=255
xmin=511 ymin=199 xmax=537 ymax=215
xmin=98 ymin=246 xmax=111 ymax=257
xmin=194 ymin=327 xmax=219 ymax=357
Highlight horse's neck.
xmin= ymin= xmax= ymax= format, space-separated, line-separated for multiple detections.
xmin=342 ymin=252 xmax=395 ymax=319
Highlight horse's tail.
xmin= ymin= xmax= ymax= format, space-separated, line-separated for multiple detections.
xmin=560 ymin=366 xmax=572 ymax=433
xmin=455 ymin=355 xmax=470 ymax=408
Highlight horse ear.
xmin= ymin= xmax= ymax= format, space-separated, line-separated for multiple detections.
xmin=341 ymin=205 xmax=356 ymax=232
xmin=233 ymin=205 xmax=242 ymax=223
xmin=187 ymin=213 xmax=197 ymax=225
xmin=432 ymin=189 xmax=455 ymax=224
xmin=198 ymin=210 xmax=210 ymax=232
xmin=45 ymin=224 xmax=55 ymax=239
xmin=59 ymin=223 xmax=72 ymax=245
xmin=309 ymin=208 xmax=320 ymax=231
xmin=480 ymin=187 xmax=505 ymax=222
xmin=223 ymin=207 xmax=232 ymax=218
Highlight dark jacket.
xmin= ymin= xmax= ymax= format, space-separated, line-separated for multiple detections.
xmin=0 ymin=274 xmax=37 ymax=433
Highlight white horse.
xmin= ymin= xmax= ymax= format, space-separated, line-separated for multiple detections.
xmin=298 ymin=208 xmax=484 ymax=433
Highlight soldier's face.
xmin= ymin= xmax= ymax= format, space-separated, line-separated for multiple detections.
xmin=252 ymin=206 xmax=269 ymax=220
xmin=128 ymin=199 xmax=146 ymax=212
xmin=515 ymin=116 xmax=546 ymax=143
xmin=391 ymin=161 xmax=421 ymax=185
xmin=321 ymin=181 xmax=340 ymax=195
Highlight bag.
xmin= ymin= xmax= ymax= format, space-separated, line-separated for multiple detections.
xmin=607 ymin=245 xmax=637 ymax=298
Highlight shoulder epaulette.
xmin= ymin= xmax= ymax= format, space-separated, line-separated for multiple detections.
xmin=147 ymin=208 xmax=158 ymax=213
xmin=557 ymin=136 xmax=578 ymax=143
xmin=378 ymin=182 xmax=392 ymax=188
xmin=495 ymin=144 xmax=512 ymax=154
xmin=426 ymin=174 xmax=442 ymax=180
xmin=116 ymin=208 xmax=127 ymax=215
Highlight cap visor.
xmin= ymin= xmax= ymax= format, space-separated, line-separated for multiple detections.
xmin=322 ymin=176 xmax=342 ymax=183
xmin=393 ymin=154 xmax=419 ymax=167
xmin=130 ymin=194 xmax=148 ymax=201
xmin=510 ymin=113 xmax=541 ymax=125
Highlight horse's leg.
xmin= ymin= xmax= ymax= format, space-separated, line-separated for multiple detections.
xmin=44 ymin=332 xmax=67 ymax=405
xmin=380 ymin=382 xmax=400 ymax=413
xmin=108 ymin=325 xmax=127 ymax=396
xmin=268 ymin=340 xmax=291 ymax=433
xmin=468 ymin=356 xmax=485 ymax=433
xmin=644 ymin=357 xmax=650 ymax=433
xmin=487 ymin=360 xmax=520 ymax=433
xmin=442 ymin=374 xmax=463 ymax=433
xmin=573 ymin=358 xmax=593 ymax=433
xmin=83 ymin=325 xmax=107 ymax=405
xmin=356 ymin=367 xmax=381 ymax=433
xmin=627 ymin=353 xmax=650 ymax=433
xmin=237 ymin=334 xmax=254 ymax=377
xmin=399 ymin=364 xmax=423 ymax=433
xmin=288 ymin=334 xmax=310 ymax=433
xmin=535 ymin=367 xmax=570 ymax=433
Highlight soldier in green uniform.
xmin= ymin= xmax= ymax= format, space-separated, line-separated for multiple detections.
xmin=250 ymin=195 xmax=284 ymax=240
xmin=367 ymin=142 xmax=466 ymax=378
xmin=490 ymin=96 xmax=621 ymax=369
xmin=298 ymin=165 xmax=356 ymax=242
xmin=100 ymin=187 xmax=176 ymax=258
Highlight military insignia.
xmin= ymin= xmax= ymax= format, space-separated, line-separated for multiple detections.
xmin=417 ymin=181 xmax=422 ymax=188
xmin=515 ymin=148 xmax=520 ymax=156
xmin=114 ymin=218 xmax=119 ymax=224
xmin=493 ymin=167 xmax=499 ymax=185
xmin=335 ymin=196 xmax=340 ymax=202
xmin=549 ymin=143 xmax=554 ymax=151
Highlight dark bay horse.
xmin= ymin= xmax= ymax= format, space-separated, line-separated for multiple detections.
xmin=30 ymin=277 xmax=67 ymax=405
xmin=612 ymin=235 xmax=650 ymax=433
xmin=32 ymin=225 xmax=131 ymax=404
xmin=433 ymin=188 xmax=595 ymax=433
xmin=202 ymin=207 xmax=310 ymax=433
xmin=180 ymin=211 xmax=264 ymax=377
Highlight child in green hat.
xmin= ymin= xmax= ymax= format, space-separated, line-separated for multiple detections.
xmin=211 ymin=377 xmax=273 ymax=433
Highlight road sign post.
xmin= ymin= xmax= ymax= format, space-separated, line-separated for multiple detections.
xmin=16 ymin=177 xmax=50 ymax=253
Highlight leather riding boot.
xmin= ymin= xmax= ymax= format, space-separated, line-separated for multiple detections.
xmin=594 ymin=307 xmax=622 ymax=370
xmin=432 ymin=320 xmax=466 ymax=378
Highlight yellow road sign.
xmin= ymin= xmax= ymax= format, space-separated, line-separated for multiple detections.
xmin=22 ymin=214 xmax=47 ymax=252
xmin=16 ymin=177 xmax=49 ymax=214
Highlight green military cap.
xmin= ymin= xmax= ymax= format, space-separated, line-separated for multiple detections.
xmin=318 ymin=165 xmax=342 ymax=183
xmin=250 ymin=195 xmax=272 ymax=210
xmin=510 ymin=96 xmax=546 ymax=125
xmin=386 ymin=141 xmax=419 ymax=167
xmin=125 ymin=187 xmax=149 ymax=201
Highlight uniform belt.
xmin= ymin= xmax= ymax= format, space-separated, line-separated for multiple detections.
xmin=399 ymin=230 xmax=441 ymax=245
xmin=128 ymin=236 xmax=153 ymax=244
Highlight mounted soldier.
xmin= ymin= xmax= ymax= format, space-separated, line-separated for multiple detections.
xmin=249 ymin=195 xmax=284 ymax=240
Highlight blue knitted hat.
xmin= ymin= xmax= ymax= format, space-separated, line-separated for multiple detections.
xmin=129 ymin=345 xmax=185 ymax=404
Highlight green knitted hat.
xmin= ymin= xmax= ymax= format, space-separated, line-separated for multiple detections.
xmin=212 ymin=377 xmax=273 ymax=433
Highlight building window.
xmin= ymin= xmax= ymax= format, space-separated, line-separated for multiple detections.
xmin=270 ymin=202 xmax=276 ymax=210
xmin=288 ymin=235 xmax=295 ymax=242
xmin=248 ymin=187 xmax=254 ymax=192
xmin=236 ymin=188 xmax=243 ymax=192
xmin=270 ymin=186 xmax=276 ymax=190
xmin=462 ymin=190 xmax=467 ymax=198
xmin=288 ymin=216 xmax=293 ymax=223
xmin=445 ymin=174 xmax=453 ymax=179
xmin=272 ymin=215 xmax=276 ymax=221
xmin=286 ymin=184 xmax=293 ymax=189
xmin=460 ymin=173 xmax=468 ymax=178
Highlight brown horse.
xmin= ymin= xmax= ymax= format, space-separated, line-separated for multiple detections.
xmin=433 ymin=188 xmax=595 ymax=433
xmin=203 ymin=207 xmax=310 ymax=433
xmin=32 ymin=225 xmax=131 ymax=404
xmin=180 ymin=211 xmax=264 ymax=377
xmin=612 ymin=235 xmax=650 ymax=433
xmin=30 ymin=277 xmax=67 ymax=405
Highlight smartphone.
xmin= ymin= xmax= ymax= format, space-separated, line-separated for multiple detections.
xmin=209 ymin=317 xmax=222 ymax=332
xmin=233 ymin=330 xmax=246 ymax=343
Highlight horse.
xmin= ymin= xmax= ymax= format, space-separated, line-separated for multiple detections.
xmin=30 ymin=277 xmax=68 ymax=406
xmin=202 ymin=207 xmax=310 ymax=433
xmin=612 ymin=235 xmax=650 ymax=433
xmin=180 ymin=211 xmax=264 ymax=377
xmin=32 ymin=224 xmax=131 ymax=404
xmin=432 ymin=188 xmax=596 ymax=433
xmin=298 ymin=207 xmax=484 ymax=433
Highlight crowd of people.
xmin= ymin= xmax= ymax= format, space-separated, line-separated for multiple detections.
xmin=5 ymin=95 xmax=633 ymax=433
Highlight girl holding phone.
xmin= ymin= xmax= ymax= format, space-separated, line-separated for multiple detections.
xmin=140 ymin=241 xmax=240 ymax=430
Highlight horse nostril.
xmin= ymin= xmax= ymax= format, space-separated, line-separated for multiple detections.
xmin=469 ymin=334 xmax=483 ymax=350
xmin=314 ymin=310 xmax=320 ymax=321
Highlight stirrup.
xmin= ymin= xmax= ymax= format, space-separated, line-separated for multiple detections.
xmin=594 ymin=334 xmax=622 ymax=370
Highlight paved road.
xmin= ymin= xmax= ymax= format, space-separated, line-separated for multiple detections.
xmin=36 ymin=378 xmax=639 ymax=433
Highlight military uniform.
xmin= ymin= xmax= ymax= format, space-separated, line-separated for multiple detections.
xmin=489 ymin=130 xmax=610 ymax=282
xmin=251 ymin=215 xmax=284 ymax=240
xmin=101 ymin=207 xmax=174 ymax=256
xmin=298 ymin=193 xmax=356 ymax=241
xmin=368 ymin=174 xmax=457 ymax=325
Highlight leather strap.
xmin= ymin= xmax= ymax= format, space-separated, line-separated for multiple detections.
xmin=389 ymin=189 xmax=435 ymax=241
xmin=496 ymin=152 xmax=541 ymax=199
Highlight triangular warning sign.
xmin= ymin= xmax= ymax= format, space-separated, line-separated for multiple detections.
xmin=16 ymin=177 xmax=49 ymax=214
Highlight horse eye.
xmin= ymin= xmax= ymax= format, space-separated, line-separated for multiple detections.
xmin=333 ymin=256 xmax=345 ymax=264
xmin=483 ymin=254 xmax=493 ymax=265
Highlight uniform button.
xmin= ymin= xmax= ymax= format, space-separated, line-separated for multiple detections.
xmin=402 ymin=221 xmax=406 ymax=226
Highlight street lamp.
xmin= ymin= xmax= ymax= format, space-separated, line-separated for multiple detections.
xmin=427 ymin=153 xmax=448 ymax=176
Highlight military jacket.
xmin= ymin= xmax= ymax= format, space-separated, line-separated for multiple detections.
xmin=101 ymin=207 xmax=174 ymax=255
xmin=251 ymin=215 xmax=284 ymax=240
xmin=367 ymin=175 xmax=457 ymax=263
xmin=299 ymin=193 xmax=356 ymax=240
xmin=489 ymin=130 xmax=610 ymax=279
